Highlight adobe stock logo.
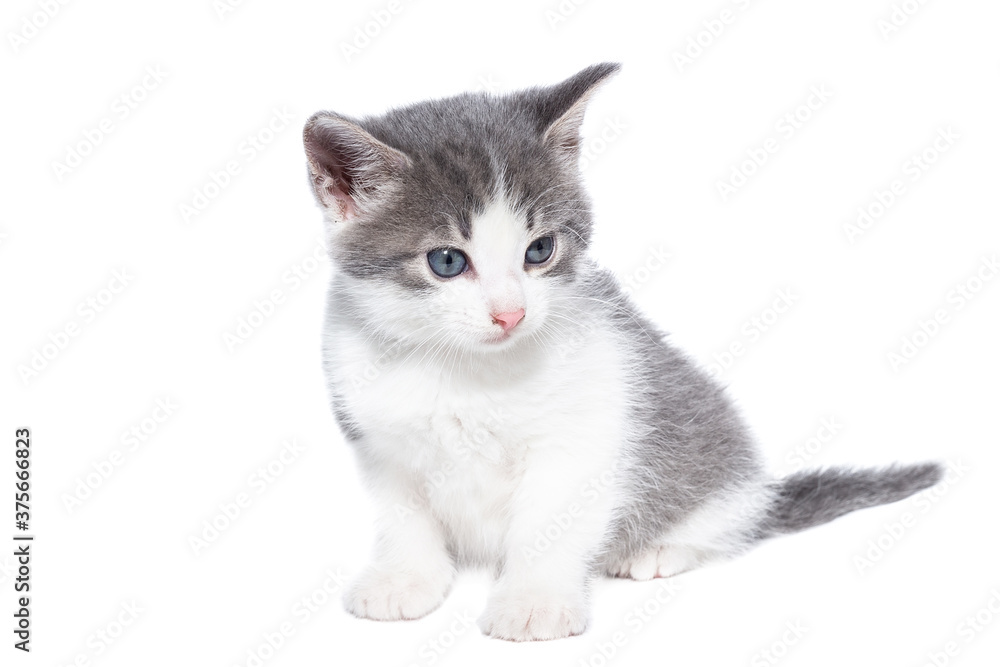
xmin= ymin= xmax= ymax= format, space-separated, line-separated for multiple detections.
xmin=918 ymin=589 xmax=1000 ymax=667
xmin=707 ymin=288 xmax=798 ymax=377
xmin=577 ymin=580 xmax=681 ymax=667
xmin=179 ymin=107 xmax=295 ymax=223
xmin=671 ymin=0 xmax=756 ymax=73
xmin=716 ymin=85 xmax=832 ymax=202
xmin=17 ymin=268 xmax=134 ymax=385
xmin=545 ymin=0 xmax=592 ymax=30
xmin=853 ymin=460 xmax=967 ymax=574
xmin=188 ymin=439 xmax=306 ymax=556
xmin=7 ymin=0 xmax=72 ymax=53
xmin=339 ymin=0 xmax=414 ymax=63
xmin=51 ymin=66 xmax=168 ymax=182
xmin=843 ymin=126 xmax=959 ymax=244
xmin=751 ymin=620 xmax=808 ymax=667
xmin=886 ymin=255 xmax=997 ymax=372
xmin=62 ymin=398 xmax=179 ymax=514
xmin=877 ymin=0 xmax=932 ymax=40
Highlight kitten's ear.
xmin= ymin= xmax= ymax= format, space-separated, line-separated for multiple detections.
xmin=537 ymin=62 xmax=621 ymax=157
xmin=303 ymin=112 xmax=410 ymax=222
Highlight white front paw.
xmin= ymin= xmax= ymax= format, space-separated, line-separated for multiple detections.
xmin=343 ymin=566 xmax=452 ymax=621
xmin=478 ymin=592 xmax=589 ymax=641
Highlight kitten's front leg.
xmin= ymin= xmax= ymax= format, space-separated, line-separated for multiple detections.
xmin=479 ymin=448 xmax=618 ymax=641
xmin=344 ymin=469 xmax=455 ymax=621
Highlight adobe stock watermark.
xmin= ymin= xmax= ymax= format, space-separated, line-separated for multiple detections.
xmin=886 ymin=254 xmax=997 ymax=372
xmin=51 ymin=65 xmax=168 ymax=182
xmin=57 ymin=601 xmax=144 ymax=666
xmin=345 ymin=338 xmax=408 ymax=396
xmin=671 ymin=0 xmax=755 ymax=73
xmin=232 ymin=567 xmax=348 ymax=667
xmin=406 ymin=609 xmax=477 ymax=667
xmin=213 ymin=0 xmax=249 ymax=20
xmin=178 ymin=106 xmax=295 ymax=223
xmin=751 ymin=620 xmax=808 ymax=667
xmin=853 ymin=459 xmax=967 ymax=574
xmin=706 ymin=288 xmax=798 ymax=377
xmin=393 ymin=408 xmax=509 ymax=524
xmin=617 ymin=244 xmax=671 ymax=298
xmin=339 ymin=0 xmax=415 ymax=63
xmin=774 ymin=417 xmax=844 ymax=477
xmin=843 ymin=126 xmax=958 ymax=244
xmin=521 ymin=460 xmax=623 ymax=565
xmin=877 ymin=0 xmax=931 ymax=41
xmin=476 ymin=73 xmax=504 ymax=94
xmin=16 ymin=268 xmax=134 ymax=386
xmin=188 ymin=438 xmax=306 ymax=556
xmin=918 ymin=588 xmax=1000 ymax=667
xmin=577 ymin=580 xmax=681 ymax=667
xmin=554 ymin=319 xmax=600 ymax=364
xmin=716 ymin=85 xmax=833 ymax=202
xmin=580 ymin=116 xmax=628 ymax=173
xmin=7 ymin=0 xmax=72 ymax=53
xmin=344 ymin=275 xmax=480 ymax=394
xmin=223 ymin=236 xmax=327 ymax=352
xmin=545 ymin=0 xmax=592 ymax=30
xmin=61 ymin=398 xmax=179 ymax=513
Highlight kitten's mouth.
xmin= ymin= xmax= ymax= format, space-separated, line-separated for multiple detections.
xmin=486 ymin=331 xmax=513 ymax=344
xmin=485 ymin=327 xmax=521 ymax=346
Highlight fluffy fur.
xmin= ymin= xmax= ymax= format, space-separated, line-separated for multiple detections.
xmin=301 ymin=63 xmax=943 ymax=641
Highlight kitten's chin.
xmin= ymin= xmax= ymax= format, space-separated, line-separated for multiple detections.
xmin=483 ymin=334 xmax=513 ymax=347
xmin=480 ymin=330 xmax=523 ymax=351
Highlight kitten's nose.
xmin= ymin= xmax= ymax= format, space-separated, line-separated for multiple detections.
xmin=492 ymin=308 xmax=525 ymax=332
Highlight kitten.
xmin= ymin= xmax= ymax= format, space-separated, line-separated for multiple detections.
xmin=301 ymin=63 xmax=942 ymax=641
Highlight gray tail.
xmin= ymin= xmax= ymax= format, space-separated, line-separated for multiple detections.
xmin=757 ymin=462 xmax=944 ymax=539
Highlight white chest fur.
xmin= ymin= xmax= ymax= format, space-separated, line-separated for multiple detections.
xmin=326 ymin=318 xmax=630 ymax=565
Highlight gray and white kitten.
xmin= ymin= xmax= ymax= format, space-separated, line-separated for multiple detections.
xmin=301 ymin=63 xmax=941 ymax=641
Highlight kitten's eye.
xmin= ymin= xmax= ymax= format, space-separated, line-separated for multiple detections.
xmin=427 ymin=247 xmax=468 ymax=278
xmin=525 ymin=236 xmax=554 ymax=265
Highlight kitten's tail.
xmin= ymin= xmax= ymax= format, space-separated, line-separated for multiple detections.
xmin=756 ymin=462 xmax=944 ymax=540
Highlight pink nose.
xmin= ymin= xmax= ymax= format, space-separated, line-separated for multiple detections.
xmin=492 ymin=308 xmax=525 ymax=332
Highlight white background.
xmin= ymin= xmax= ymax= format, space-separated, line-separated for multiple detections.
xmin=2 ymin=0 xmax=999 ymax=665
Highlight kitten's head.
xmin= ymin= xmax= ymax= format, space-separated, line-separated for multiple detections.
xmin=303 ymin=63 xmax=619 ymax=354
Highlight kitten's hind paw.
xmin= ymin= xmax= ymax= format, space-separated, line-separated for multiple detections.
xmin=343 ymin=567 xmax=451 ymax=621
xmin=478 ymin=592 xmax=589 ymax=641
xmin=609 ymin=544 xmax=702 ymax=580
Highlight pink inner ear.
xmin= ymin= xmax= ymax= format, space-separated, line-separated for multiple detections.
xmin=304 ymin=114 xmax=411 ymax=223
xmin=319 ymin=175 xmax=358 ymax=221
xmin=332 ymin=185 xmax=359 ymax=220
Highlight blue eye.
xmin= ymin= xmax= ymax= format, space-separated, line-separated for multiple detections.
xmin=525 ymin=236 xmax=554 ymax=264
xmin=427 ymin=248 xmax=468 ymax=278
